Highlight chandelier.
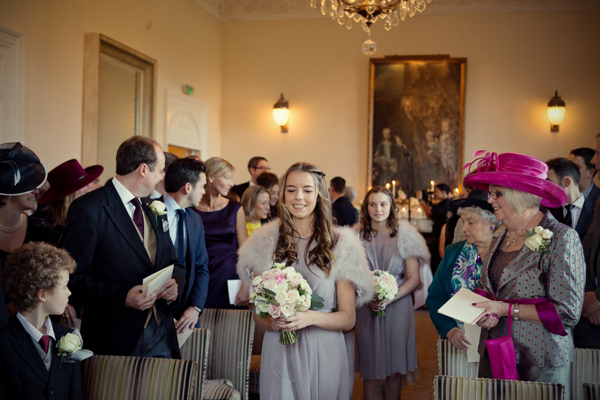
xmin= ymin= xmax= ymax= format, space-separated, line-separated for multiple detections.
xmin=310 ymin=0 xmax=432 ymax=55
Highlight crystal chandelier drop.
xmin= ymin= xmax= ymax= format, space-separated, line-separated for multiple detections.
xmin=310 ymin=0 xmax=432 ymax=55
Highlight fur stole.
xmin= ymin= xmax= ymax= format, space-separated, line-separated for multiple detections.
xmin=396 ymin=220 xmax=431 ymax=265
xmin=236 ymin=220 xmax=374 ymax=307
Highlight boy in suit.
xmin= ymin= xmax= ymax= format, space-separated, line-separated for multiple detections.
xmin=0 ymin=242 xmax=83 ymax=400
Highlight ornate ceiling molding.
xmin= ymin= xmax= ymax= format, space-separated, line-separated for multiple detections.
xmin=195 ymin=0 xmax=600 ymax=21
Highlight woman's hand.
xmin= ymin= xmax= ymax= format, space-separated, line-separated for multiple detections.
xmin=476 ymin=313 xmax=500 ymax=329
xmin=446 ymin=327 xmax=472 ymax=350
xmin=472 ymin=300 xmax=510 ymax=318
xmin=271 ymin=311 xmax=315 ymax=332
xmin=234 ymin=282 xmax=250 ymax=306
xmin=370 ymin=299 xmax=392 ymax=312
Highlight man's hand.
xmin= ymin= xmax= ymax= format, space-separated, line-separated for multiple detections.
xmin=175 ymin=307 xmax=200 ymax=333
xmin=125 ymin=285 xmax=158 ymax=310
xmin=60 ymin=304 xmax=77 ymax=328
xmin=582 ymin=292 xmax=600 ymax=317
xmin=157 ymin=279 xmax=178 ymax=302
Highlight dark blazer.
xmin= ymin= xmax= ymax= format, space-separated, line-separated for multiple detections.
xmin=0 ymin=317 xmax=83 ymax=400
xmin=332 ymin=196 xmax=358 ymax=227
xmin=176 ymin=209 xmax=210 ymax=318
xmin=230 ymin=182 xmax=249 ymax=199
xmin=587 ymin=184 xmax=600 ymax=213
xmin=548 ymin=195 xmax=595 ymax=240
xmin=60 ymin=181 xmax=185 ymax=357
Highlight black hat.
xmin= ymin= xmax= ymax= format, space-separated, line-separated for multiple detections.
xmin=450 ymin=189 xmax=494 ymax=214
xmin=0 ymin=142 xmax=47 ymax=196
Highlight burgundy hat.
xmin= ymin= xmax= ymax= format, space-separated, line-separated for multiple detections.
xmin=463 ymin=150 xmax=567 ymax=208
xmin=38 ymin=159 xmax=103 ymax=205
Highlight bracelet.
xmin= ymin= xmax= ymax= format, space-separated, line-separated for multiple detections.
xmin=512 ymin=303 xmax=520 ymax=320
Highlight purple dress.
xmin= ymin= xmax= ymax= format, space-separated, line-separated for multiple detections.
xmin=192 ymin=201 xmax=241 ymax=309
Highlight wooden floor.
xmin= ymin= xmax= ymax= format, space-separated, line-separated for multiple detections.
xmin=351 ymin=309 xmax=439 ymax=400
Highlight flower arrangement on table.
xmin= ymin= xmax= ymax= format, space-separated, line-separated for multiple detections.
xmin=371 ymin=270 xmax=399 ymax=317
xmin=251 ymin=262 xmax=324 ymax=345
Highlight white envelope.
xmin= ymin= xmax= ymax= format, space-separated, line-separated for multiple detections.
xmin=227 ymin=279 xmax=242 ymax=305
xmin=143 ymin=265 xmax=174 ymax=298
xmin=175 ymin=319 xmax=195 ymax=348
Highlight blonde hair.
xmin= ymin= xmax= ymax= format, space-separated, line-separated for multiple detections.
xmin=490 ymin=185 xmax=541 ymax=215
xmin=275 ymin=162 xmax=336 ymax=276
xmin=204 ymin=157 xmax=234 ymax=180
xmin=241 ymin=185 xmax=269 ymax=222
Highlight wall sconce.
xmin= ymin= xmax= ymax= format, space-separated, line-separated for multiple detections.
xmin=547 ymin=90 xmax=566 ymax=133
xmin=273 ymin=93 xmax=289 ymax=133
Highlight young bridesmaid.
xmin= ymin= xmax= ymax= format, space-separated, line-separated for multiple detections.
xmin=237 ymin=162 xmax=373 ymax=400
xmin=356 ymin=187 xmax=430 ymax=400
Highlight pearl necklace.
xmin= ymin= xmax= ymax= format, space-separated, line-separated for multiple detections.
xmin=0 ymin=213 xmax=25 ymax=233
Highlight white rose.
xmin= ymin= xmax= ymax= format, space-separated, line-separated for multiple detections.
xmin=283 ymin=267 xmax=296 ymax=275
xmin=148 ymin=200 xmax=167 ymax=215
xmin=256 ymin=300 xmax=270 ymax=313
xmin=252 ymin=276 xmax=262 ymax=286
xmin=303 ymin=295 xmax=311 ymax=309
xmin=524 ymin=237 xmax=541 ymax=251
xmin=57 ymin=333 xmax=82 ymax=354
xmin=273 ymin=262 xmax=287 ymax=270
xmin=534 ymin=226 xmax=544 ymax=234
xmin=281 ymin=303 xmax=295 ymax=318
xmin=263 ymin=279 xmax=278 ymax=292
xmin=275 ymin=291 xmax=287 ymax=305
xmin=541 ymin=229 xmax=553 ymax=240
xmin=287 ymin=289 xmax=300 ymax=303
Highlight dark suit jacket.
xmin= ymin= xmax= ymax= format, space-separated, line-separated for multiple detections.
xmin=0 ymin=317 xmax=83 ymax=400
xmin=548 ymin=195 xmax=595 ymax=240
xmin=332 ymin=196 xmax=358 ymax=227
xmin=230 ymin=182 xmax=249 ymax=199
xmin=60 ymin=181 xmax=185 ymax=357
xmin=176 ymin=209 xmax=210 ymax=318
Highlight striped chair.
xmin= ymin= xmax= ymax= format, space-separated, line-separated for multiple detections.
xmin=583 ymin=382 xmax=600 ymax=400
xmin=572 ymin=348 xmax=600 ymax=400
xmin=434 ymin=375 xmax=566 ymax=400
xmin=248 ymin=323 xmax=267 ymax=395
xmin=82 ymin=355 xmax=197 ymax=400
xmin=198 ymin=309 xmax=255 ymax=400
xmin=180 ymin=328 xmax=211 ymax=400
xmin=437 ymin=339 xmax=479 ymax=377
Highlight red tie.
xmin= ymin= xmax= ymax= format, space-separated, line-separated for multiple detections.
xmin=39 ymin=335 xmax=51 ymax=354
xmin=131 ymin=198 xmax=145 ymax=239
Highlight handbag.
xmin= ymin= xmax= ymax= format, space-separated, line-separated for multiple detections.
xmin=484 ymin=304 xmax=520 ymax=380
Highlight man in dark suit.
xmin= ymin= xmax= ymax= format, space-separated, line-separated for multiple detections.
xmin=61 ymin=136 xmax=185 ymax=358
xmin=546 ymin=158 xmax=593 ymax=240
xmin=570 ymin=147 xmax=600 ymax=209
xmin=575 ymin=133 xmax=600 ymax=348
xmin=230 ymin=156 xmax=269 ymax=199
xmin=330 ymin=176 xmax=358 ymax=227
xmin=163 ymin=158 xmax=210 ymax=332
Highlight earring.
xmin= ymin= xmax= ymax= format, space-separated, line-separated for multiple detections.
xmin=489 ymin=225 xmax=494 ymax=231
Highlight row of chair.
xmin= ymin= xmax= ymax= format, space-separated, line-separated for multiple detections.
xmin=82 ymin=309 xmax=255 ymax=400
xmin=436 ymin=339 xmax=600 ymax=400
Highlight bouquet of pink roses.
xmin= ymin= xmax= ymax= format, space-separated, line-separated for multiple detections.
xmin=251 ymin=262 xmax=324 ymax=345
xmin=371 ymin=270 xmax=399 ymax=317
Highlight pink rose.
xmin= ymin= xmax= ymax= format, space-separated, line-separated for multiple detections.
xmin=269 ymin=304 xmax=281 ymax=318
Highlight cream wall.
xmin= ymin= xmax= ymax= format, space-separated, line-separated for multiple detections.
xmin=0 ymin=0 xmax=222 ymax=170
xmin=220 ymin=11 xmax=600 ymax=201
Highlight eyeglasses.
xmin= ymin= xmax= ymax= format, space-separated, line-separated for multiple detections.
xmin=490 ymin=191 xmax=504 ymax=200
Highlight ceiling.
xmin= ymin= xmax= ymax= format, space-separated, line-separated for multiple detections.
xmin=195 ymin=0 xmax=600 ymax=21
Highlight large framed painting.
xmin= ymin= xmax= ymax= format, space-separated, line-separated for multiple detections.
xmin=368 ymin=55 xmax=466 ymax=196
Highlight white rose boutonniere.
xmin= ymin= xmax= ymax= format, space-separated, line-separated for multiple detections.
xmin=56 ymin=330 xmax=93 ymax=367
xmin=524 ymin=226 xmax=553 ymax=253
xmin=147 ymin=200 xmax=167 ymax=226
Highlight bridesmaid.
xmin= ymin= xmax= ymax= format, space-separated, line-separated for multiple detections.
xmin=356 ymin=187 xmax=430 ymax=400
xmin=237 ymin=162 xmax=374 ymax=400
xmin=193 ymin=157 xmax=248 ymax=308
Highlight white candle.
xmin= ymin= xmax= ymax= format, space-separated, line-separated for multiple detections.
xmin=430 ymin=180 xmax=435 ymax=192
xmin=454 ymin=188 xmax=459 ymax=197
xmin=386 ymin=183 xmax=390 ymax=191
xmin=392 ymin=180 xmax=396 ymax=198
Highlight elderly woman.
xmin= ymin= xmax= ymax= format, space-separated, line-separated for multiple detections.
xmin=427 ymin=189 xmax=501 ymax=350
xmin=466 ymin=151 xmax=585 ymax=393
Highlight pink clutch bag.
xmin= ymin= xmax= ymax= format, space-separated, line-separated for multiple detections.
xmin=484 ymin=304 xmax=520 ymax=380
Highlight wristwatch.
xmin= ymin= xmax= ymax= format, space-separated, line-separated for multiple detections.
xmin=193 ymin=306 xmax=202 ymax=315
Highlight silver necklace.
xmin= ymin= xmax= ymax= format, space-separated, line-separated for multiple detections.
xmin=0 ymin=213 xmax=25 ymax=233
xmin=504 ymin=230 xmax=525 ymax=247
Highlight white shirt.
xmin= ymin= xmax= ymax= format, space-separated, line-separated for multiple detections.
xmin=17 ymin=312 xmax=55 ymax=342
xmin=163 ymin=193 xmax=185 ymax=246
xmin=565 ymin=193 xmax=585 ymax=228
xmin=112 ymin=176 xmax=138 ymax=221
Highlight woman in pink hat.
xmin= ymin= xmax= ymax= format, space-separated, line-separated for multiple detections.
xmin=36 ymin=159 xmax=103 ymax=244
xmin=465 ymin=151 xmax=585 ymax=393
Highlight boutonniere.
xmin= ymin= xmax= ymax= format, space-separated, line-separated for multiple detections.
xmin=56 ymin=330 xmax=93 ymax=367
xmin=524 ymin=226 xmax=553 ymax=254
xmin=147 ymin=200 xmax=167 ymax=226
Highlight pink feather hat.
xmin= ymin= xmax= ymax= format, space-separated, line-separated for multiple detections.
xmin=463 ymin=150 xmax=567 ymax=208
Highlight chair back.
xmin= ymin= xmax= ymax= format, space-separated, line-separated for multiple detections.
xmin=180 ymin=328 xmax=211 ymax=399
xmin=583 ymin=382 xmax=600 ymax=400
xmin=437 ymin=339 xmax=479 ymax=377
xmin=572 ymin=348 xmax=600 ymax=400
xmin=198 ymin=309 xmax=255 ymax=400
xmin=83 ymin=355 xmax=197 ymax=400
xmin=434 ymin=375 xmax=565 ymax=400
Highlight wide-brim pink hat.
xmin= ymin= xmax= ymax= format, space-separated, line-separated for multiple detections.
xmin=463 ymin=150 xmax=567 ymax=208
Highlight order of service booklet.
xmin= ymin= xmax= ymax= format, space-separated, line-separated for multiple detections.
xmin=143 ymin=265 xmax=174 ymax=298
xmin=437 ymin=288 xmax=488 ymax=325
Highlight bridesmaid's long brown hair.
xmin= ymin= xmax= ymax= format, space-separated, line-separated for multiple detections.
xmin=360 ymin=186 xmax=398 ymax=242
